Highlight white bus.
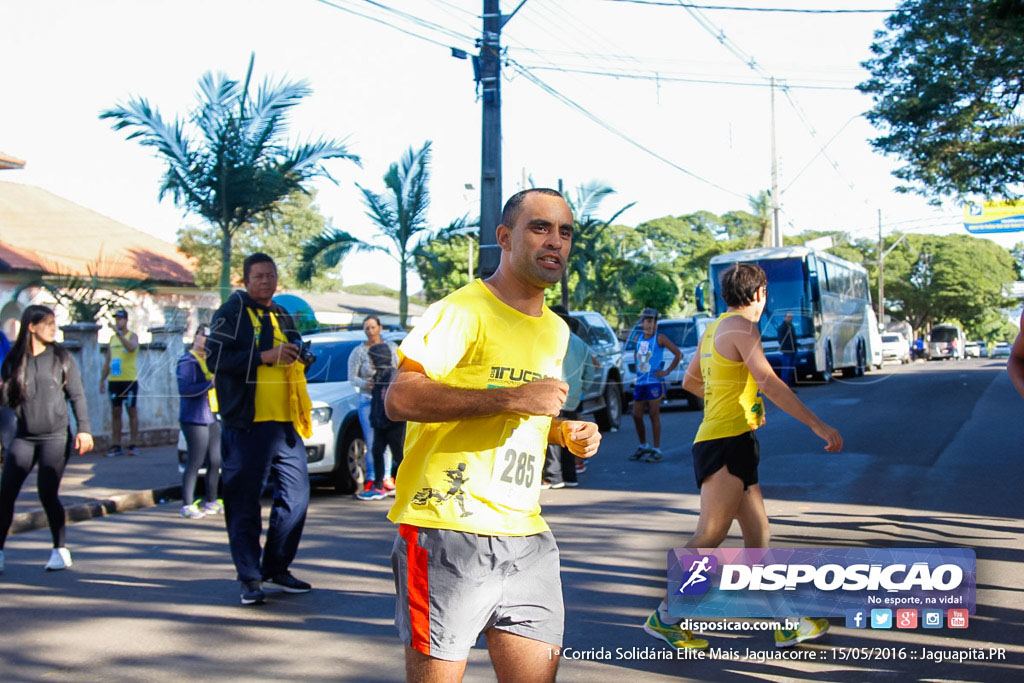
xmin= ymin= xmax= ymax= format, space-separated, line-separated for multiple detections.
xmin=702 ymin=247 xmax=876 ymax=382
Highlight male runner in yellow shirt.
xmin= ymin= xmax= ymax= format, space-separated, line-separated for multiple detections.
xmin=386 ymin=188 xmax=602 ymax=682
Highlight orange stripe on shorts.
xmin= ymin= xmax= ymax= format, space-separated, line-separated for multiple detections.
xmin=400 ymin=524 xmax=431 ymax=655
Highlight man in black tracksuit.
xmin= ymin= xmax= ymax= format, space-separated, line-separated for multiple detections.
xmin=206 ymin=253 xmax=311 ymax=606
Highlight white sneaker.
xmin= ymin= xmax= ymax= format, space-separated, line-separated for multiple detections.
xmin=0 ymin=549 xmax=5 ymax=573
xmin=44 ymin=547 xmax=72 ymax=571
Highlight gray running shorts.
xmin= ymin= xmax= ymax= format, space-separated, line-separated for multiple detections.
xmin=391 ymin=524 xmax=564 ymax=661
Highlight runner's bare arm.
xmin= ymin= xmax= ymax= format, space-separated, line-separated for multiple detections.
xmin=386 ymin=358 xmax=568 ymax=423
xmin=655 ymin=333 xmax=683 ymax=378
xmin=727 ymin=320 xmax=843 ymax=452
xmin=1008 ymin=310 xmax=1024 ymax=400
xmin=681 ymin=331 xmax=705 ymax=398
xmin=548 ymin=419 xmax=601 ymax=458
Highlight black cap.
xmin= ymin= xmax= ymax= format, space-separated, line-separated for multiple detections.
xmin=641 ymin=307 xmax=658 ymax=320
xmin=114 ymin=310 xmax=128 ymax=319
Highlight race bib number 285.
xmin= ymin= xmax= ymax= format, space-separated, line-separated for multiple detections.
xmin=485 ymin=422 xmax=544 ymax=510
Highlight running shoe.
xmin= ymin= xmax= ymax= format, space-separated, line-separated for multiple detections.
xmin=775 ymin=617 xmax=830 ymax=648
xmin=240 ymin=580 xmax=266 ymax=605
xmin=362 ymin=481 xmax=374 ymax=494
xmin=105 ymin=445 xmax=123 ymax=457
xmin=44 ymin=547 xmax=73 ymax=571
xmin=356 ymin=488 xmax=386 ymax=501
xmin=383 ymin=478 xmax=397 ymax=496
xmin=575 ymin=462 xmax=587 ymax=474
xmin=629 ymin=446 xmax=651 ymax=461
xmin=644 ymin=447 xmax=664 ymax=462
xmin=201 ymin=500 xmax=223 ymax=515
xmin=541 ymin=481 xmax=565 ymax=490
xmin=564 ymin=481 xmax=579 ymax=488
xmin=643 ymin=611 xmax=709 ymax=650
xmin=181 ymin=502 xmax=206 ymax=519
xmin=127 ymin=444 xmax=137 ymax=457
xmin=263 ymin=571 xmax=311 ymax=593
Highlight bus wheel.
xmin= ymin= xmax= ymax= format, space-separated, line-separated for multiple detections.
xmin=817 ymin=345 xmax=834 ymax=383
xmin=843 ymin=342 xmax=866 ymax=378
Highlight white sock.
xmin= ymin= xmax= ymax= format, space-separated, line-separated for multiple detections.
xmin=657 ymin=600 xmax=680 ymax=625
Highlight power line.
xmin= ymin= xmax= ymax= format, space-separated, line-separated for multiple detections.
xmin=520 ymin=64 xmax=859 ymax=90
xmin=313 ymin=0 xmax=473 ymax=50
xmin=505 ymin=57 xmax=748 ymax=199
xmin=358 ymin=0 xmax=477 ymax=43
xmin=603 ymin=0 xmax=897 ymax=13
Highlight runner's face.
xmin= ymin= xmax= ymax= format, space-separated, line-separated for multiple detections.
xmin=503 ymin=193 xmax=573 ymax=288
xmin=245 ymin=262 xmax=278 ymax=304
xmin=30 ymin=315 xmax=57 ymax=344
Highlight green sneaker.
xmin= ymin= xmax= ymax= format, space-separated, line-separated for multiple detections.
xmin=775 ymin=617 xmax=830 ymax=648
xmin=643 ymin=611 xmax=709 ymax=650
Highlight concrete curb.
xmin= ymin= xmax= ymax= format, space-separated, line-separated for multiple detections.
xmin=11 ymin=484 xmax=182 ymax=535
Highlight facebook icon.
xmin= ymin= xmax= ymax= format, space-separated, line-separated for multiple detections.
xmin=845 ymin=609 xmax=867 ymax=629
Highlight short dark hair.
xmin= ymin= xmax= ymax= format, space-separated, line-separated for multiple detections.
xmin=721 ymin=263 xmax=767 ymax=307
xmin=500 ymin=188 xmax=564 ymax=228
xmin=243 ymin=253 xmax=277 ymax=282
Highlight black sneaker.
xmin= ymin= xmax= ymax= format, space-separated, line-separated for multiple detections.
xmin=263 ymin=571 xmax=311 ymax=594
xmin=240 ymin=580 xmax=266 ymax=605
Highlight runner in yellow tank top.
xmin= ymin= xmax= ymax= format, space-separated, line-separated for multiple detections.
xmin=642 ymin=263 xmax=843 ymax=652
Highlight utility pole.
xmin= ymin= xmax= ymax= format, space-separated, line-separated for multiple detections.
xmin=558 ymin=177 xmax=569 ymax=309
xmin=877 ymin=209 xmax=884 ymax=327
xmin=770 ymin=76 xmax=780 ymax=248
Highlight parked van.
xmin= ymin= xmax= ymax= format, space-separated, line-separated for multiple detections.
xmin=929 ymin=323 xmax=966 ymax=360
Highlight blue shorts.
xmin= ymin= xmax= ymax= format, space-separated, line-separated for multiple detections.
xmin=633 ymin=381 xmax=665 ymax=402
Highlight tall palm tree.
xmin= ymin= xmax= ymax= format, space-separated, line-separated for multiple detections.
xmin=101 ymin=54 xmax=360 ymax=301
xmin=565 ymin=182 xmax=635 ymax=310
xmin=299 ymin=141 xmax=434 ymax=327
xmin=749 ymin=190 xmax=773 ymax=247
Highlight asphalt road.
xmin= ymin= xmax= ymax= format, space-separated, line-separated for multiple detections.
xmin=1 ymin=359 xmax=1022 ymax=682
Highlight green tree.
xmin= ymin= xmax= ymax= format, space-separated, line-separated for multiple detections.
xmin=859 ymin=1 xmax=1024 ymax=199
xmin=414 ymin=222 xmax=477 ymax=303
xmin=178 ymin=190 xmax=342 ymax=291
xmin=300 ymin=141 xmax=438 ymax=327
xmin=102 ymin=54 xmax=359 ymax=301
xmin=749 ymin=190 xmax=773 ymax=247
xmin=883 ymin=233 xmax=1016 ymax=330
xmin=563 ymin=182 xmax=635 ymax=314
xmin=630 ymin=272 xmax=679 ymax=314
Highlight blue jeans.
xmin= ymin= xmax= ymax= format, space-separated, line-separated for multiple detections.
xmin=780 ymin=352 xmax=798 ymax=386
xmin=358 ymin=393 xmax=392 ymax=482
xmin=221 ymin=422 xmax=309 ymax=582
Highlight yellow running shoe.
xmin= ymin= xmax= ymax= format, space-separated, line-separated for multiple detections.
xmin=775 ymin=617 xmax=830 ymax=648
xmin=643 ymin=611 xmax=710 ymax=650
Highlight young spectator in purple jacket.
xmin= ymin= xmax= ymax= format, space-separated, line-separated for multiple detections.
xmin=177 ymin=325 xmax=222 ymax=519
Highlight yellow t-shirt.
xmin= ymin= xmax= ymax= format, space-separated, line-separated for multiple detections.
xmin=247 ymin=308 xmax=291 ymax=423
xmin=387 ymin=279 xmax=569 ymax=536
xmin=109 ymin=334 xmax=138 ymax=382
xmin=694 ymin=312 xmax=766 ymax=443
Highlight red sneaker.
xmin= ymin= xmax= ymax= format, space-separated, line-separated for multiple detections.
xmin=383 ymin=478 xmax=397 ymax=496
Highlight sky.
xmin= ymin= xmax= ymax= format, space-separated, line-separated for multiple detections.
xmin=2 ymin=0 xmax=1020 ymax=292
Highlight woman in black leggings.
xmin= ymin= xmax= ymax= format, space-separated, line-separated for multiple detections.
xmin=177 ymin=325 xmax=221 ymax=519
xmin=0 ymin=305 xmax=93 ymax=573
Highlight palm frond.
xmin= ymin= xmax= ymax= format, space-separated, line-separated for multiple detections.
xmin=357 ymin=183 xmax=399 ymax=236
xmin=297 ymin=228 xmax=376 ymax=284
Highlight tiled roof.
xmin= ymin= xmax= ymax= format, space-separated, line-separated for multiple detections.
xmin=283 ymin=290 xmax=427 ymax=317
xmin=0 ymin=181 xmax=194 ymax=284
xmin=0 ymin=151 xmax=26 ymax=170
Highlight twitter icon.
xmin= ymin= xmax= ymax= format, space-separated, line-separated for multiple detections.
xmin=870 ymin=609 xmax=893 ymax=629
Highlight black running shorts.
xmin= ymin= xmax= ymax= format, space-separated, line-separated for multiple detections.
xmin=692 ymin=431 xmax=760 ymax=490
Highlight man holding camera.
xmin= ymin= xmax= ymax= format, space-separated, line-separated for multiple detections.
xmin=207 ymin=253 xmax=314 ymax=606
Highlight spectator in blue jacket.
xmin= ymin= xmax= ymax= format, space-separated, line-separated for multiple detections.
xmin=177 ymin=325 xmax=221 ymax=519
